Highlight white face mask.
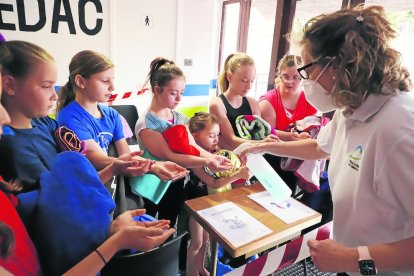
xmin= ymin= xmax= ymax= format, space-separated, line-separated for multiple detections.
xmin=302 ymin=61 xmax=336 ymax=113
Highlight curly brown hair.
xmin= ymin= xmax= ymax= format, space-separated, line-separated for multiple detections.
xmin=300 ymin=5 xmax=412 ymax=112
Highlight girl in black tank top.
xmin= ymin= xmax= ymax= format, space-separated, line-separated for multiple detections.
xmin=219 ymin=93 xmax=252 ymax=137
xmin=211 ymin=53 xmax=259 ymax=150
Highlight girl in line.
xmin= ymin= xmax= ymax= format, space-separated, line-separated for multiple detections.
xmin=0 ymin=40 xmax=174 ymax=276
xmin=259 ymin=54 xmax=317 ymax=191
xmin=135 ymin=57 xmax=232 ymax=227
xmin=209 ymin=53 xmax=277 ymax=151
xmin=260 ymin=54 xmax=317 ymax=141
xmin=0 ymin=42 xmax=148 ymax=191
xmin=185 ymin=112 xmax=251 ymax=276
xmin=0 ymin=180 xmax=174 ymax=276
xmin=56 ymin=50 xmax=187 ymax=182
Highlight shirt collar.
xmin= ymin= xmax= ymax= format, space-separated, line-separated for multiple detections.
xmin=344 ymin=87 xmax=395 ymax=129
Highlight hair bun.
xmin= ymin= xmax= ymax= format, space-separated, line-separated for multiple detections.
xmin=150 ymin=57 xmax=174 ymax=72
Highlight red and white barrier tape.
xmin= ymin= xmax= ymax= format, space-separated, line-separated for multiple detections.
xmin=108 ymin=88 xmax=149 ymax=102
xmin=225 ymin=222 xmax=332 ymax=276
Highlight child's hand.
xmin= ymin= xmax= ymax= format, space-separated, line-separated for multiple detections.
xmin=235 ymin=166 xmax=252 ymax=180
xmin=263 ymin=134 xmax=279 ymax=142
xmin=299 ymin=131 xmax=311 ymax=139
xmin=118 ymin=151 xmax=144 ymax=161
xmin=290 ymin=131 xmax=301 ymax=141
xmin=206 ymin=156 xmax=233 ymax=172
xmin=150 ymin=161 xmax=189 ymax=181
xmin=112 ymin=209 xmax=174 ymax=251
xmin=117 ymin=225 xmax=175 ymax=252
xmin=111 ymin=158 xmax=152 ymax=177
xmin=109 ymin=209 xmax=171 ymax=235
xmin=290 ymin=131 xmax=311 ymax=141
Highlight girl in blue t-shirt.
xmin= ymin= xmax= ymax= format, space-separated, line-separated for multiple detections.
xmin=0 ymin=39 xmax=175 ymax=276
xmin=0 ymin=44 xmax=157 ymax=189
xmin=56 ymin=50 xmax=188 ymax=182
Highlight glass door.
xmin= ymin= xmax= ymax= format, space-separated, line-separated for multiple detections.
xmin=246 ymin=0 xmax=278 ymax=98
xmin=218 ymin=1 xmax=251 ymax=80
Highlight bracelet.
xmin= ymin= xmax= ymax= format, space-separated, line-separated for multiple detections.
xmin=95 ymin=248 xmax=107 ymax=265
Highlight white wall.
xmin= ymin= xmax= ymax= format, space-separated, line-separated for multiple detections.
xmin=175 ymin=0 xmax=220 ymax=84
xmin=0 ymin=0 xmax=111 ymax=86
xmin=111 ymin=0 xmax=178 ymax=94
xmin=0 ymin=0 xmax=222 ymax=110
xmin=111 ymin=0 xmax=221 ymax=111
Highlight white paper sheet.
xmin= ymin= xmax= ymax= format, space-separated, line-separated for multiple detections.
xmin=233 ymin=143 xmax=292 ymax=203
xmin=248 ymin=191 xmax=317 ymax=224
xmin=197 ymin=202 xmax=272 ymax=247
xmin=246 ymin=154 xmax=292 ymax=203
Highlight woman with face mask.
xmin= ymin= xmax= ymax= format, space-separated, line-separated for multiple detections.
xmin=238 ymin=5 xmax=414 ymax=275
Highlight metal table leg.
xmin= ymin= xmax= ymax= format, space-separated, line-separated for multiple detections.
xmin=210 ymin=239 xmax=219 ymax=276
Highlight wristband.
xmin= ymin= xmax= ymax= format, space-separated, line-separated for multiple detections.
xmin=95 ymin=248 xmax=107 ymax=265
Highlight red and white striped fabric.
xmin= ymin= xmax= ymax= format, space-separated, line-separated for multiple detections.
xmin=225 ymin=222 xmax=332 ymax=276
xmin=108 ymin=88 xmax=149 ymax=102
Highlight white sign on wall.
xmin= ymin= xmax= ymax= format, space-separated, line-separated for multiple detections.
xmin=142 ymin=14 xmax=152 ymax=27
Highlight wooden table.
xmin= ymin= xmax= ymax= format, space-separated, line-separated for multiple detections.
xmin=185 ymin=183 xmax=321 ymax=275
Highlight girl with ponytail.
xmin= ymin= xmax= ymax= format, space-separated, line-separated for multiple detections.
xmin=57 ymin=51 xmax=188 ymax=182
xmin=210 ymin=53 xmax=278 ymax=151
xmin=135 ymin=57 xmax=231 ymax=227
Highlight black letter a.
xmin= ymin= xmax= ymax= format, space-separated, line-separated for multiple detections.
xmin=51 ymin=0 xmax=76 ymax=34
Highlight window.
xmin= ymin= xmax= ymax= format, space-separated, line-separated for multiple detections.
xmin=365 ymin=1 xmax=414 ymax=92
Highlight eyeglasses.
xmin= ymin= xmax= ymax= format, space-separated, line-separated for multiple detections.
xmin=297 ymin=57 xmax=331 ymax=79
xmin=281 ymin=74 xmax=301 ymax=83
xmin=297 ymin=61 xmax=319 ymax=80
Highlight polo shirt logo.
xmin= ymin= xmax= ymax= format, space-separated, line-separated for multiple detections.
xmin=348 ymin=145 xmax=363 ymax=172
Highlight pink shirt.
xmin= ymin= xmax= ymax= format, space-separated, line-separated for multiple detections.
xmin=259 ymin=86 xmax=317 ymax=131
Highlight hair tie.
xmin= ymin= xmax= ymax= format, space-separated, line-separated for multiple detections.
xmin=356 ymin=14 xmax=364 ymax=22
xmin=95 ymin=248 xmax=107 ymax=265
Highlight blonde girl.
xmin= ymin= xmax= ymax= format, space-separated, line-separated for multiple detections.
xmin=210 ymin=53 xmax=277 ymax=151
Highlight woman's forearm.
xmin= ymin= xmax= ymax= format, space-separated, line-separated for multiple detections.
xmin=248 ymin=139 xmax=329 ymax=160
xmin=370 ymin=237 xmax=414 ymax=272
